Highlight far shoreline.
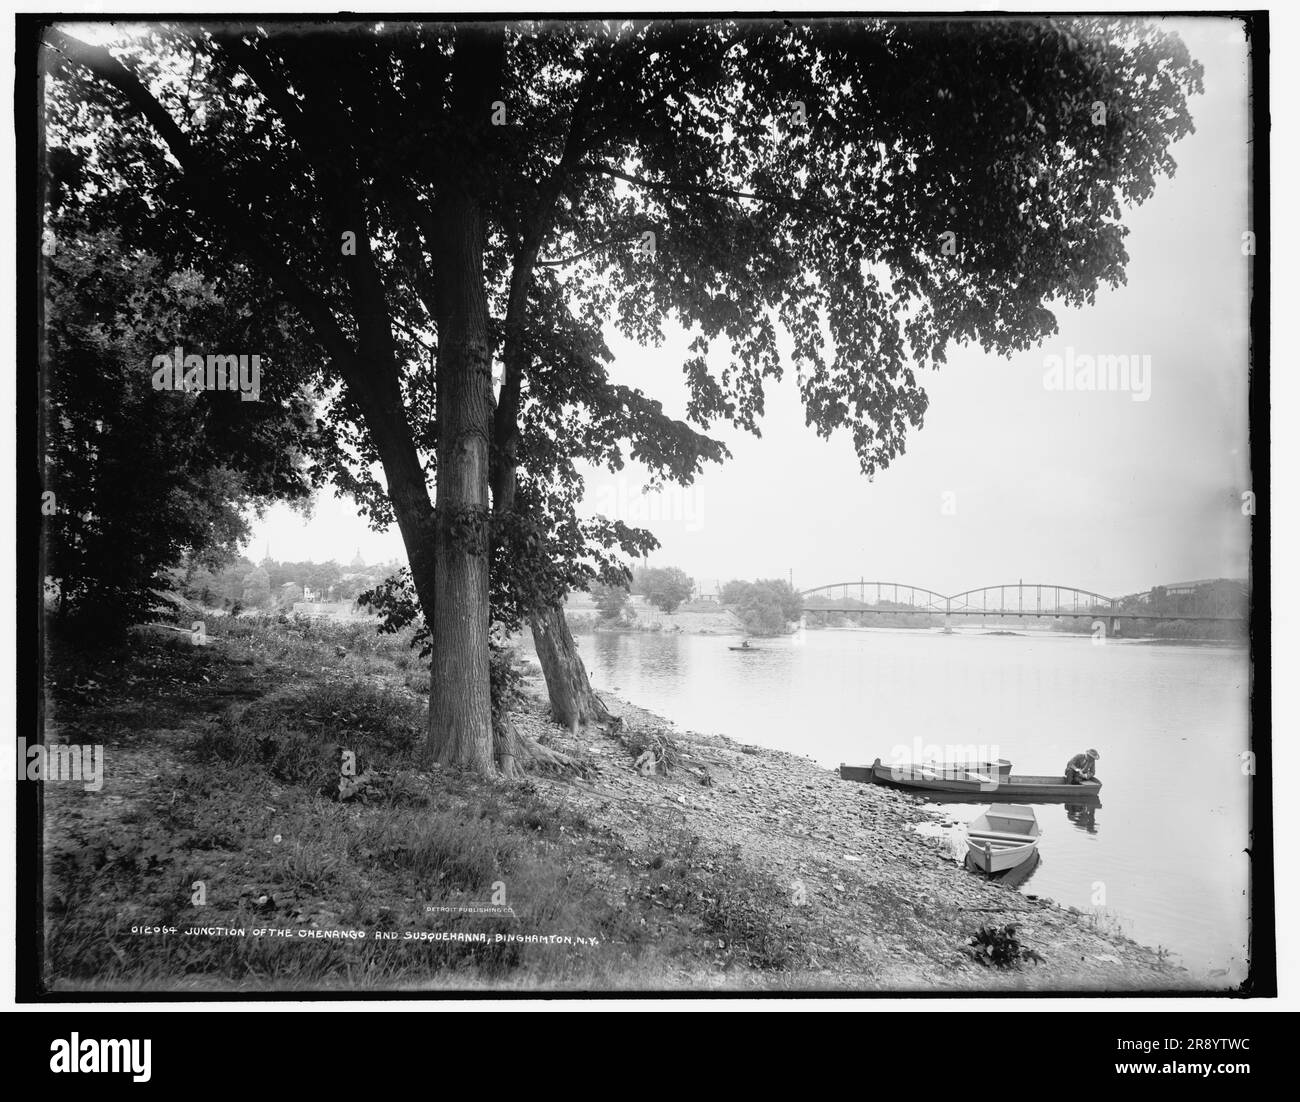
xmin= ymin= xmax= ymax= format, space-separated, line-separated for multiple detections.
xmin=562 ymin=618 xmax=1249 ymax=648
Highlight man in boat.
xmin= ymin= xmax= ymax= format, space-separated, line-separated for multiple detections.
xmin=1064 ymin=748 xmax=1100 ymax=784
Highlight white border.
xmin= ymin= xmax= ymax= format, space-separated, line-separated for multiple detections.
xmin=3 ymin=0 xmax=1294 ymax=1015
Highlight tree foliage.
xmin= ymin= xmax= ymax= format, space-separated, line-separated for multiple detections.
xmin=721 ymin=578 xmax=803 ymax=636
xmin=633 ymin=565 xmax=695 ymax=613
xmin=42 ymin=218 xmax=319 ymax=629
xmin=44 ymin=14 xmax=1204 ymax=555
xmin=590 ymin=580 xmax=633 ymax=623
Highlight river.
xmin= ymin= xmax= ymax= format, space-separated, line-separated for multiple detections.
xmin=542 ymin=625 xmax=1252 ymax=983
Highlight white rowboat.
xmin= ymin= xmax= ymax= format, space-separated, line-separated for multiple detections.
xmin=965 ymin=804 xmax=1041 ymax=873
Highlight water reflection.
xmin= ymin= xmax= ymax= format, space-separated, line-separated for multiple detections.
xmin=592 ymin=632 xmax=685 ymax=681
xmin=1065 ymin=801 xmax=1101 ymax=834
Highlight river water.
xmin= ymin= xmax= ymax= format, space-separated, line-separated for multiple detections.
xmin=546 ymin=625 xmax=1252 ymax=983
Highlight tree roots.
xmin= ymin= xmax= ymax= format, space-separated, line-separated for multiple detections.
xmin=494 ymin=714 xmax=586 ymax=779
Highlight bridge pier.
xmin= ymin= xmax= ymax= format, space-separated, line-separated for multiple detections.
xmin=799 ymin=612 xmax=808 ymax=630
xmin=1111 ymin=617 xmax=1122 ymax=637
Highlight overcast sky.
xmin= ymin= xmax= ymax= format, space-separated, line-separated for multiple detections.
xmin=249 ymin=17 xmax=1252 ymax=600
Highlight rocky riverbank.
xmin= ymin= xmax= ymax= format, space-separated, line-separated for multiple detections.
xmin=512 ymin=673 xmax=1197 ymax=991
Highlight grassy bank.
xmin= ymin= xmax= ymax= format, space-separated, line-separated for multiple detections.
xmin=40 ymin=615 xmax=1195 ymax=992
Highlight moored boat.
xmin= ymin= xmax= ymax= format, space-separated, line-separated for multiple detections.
xmin=839 ymin=757 xmax=1102 ymax=799
xmin=838 ymin=758 xmax=1011 ymax=785
xmin=965 ymin=804 xmax=1041 ymax=873
xmin=964 ymin=847 xmax=1041 ymax=887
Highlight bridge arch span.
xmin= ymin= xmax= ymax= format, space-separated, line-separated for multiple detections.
xmin=947 ymin=584 xmax=1116 ymax=614
xmin=798 ymin=582 xmax=949 ymax=612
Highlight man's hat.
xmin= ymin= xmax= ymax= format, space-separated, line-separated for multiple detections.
xmin=1086 ymin=748 xmax=1100 ymax=759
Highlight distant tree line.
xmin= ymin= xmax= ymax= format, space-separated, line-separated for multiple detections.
xmin=585 ymin=564 xmax=696 ymax=626
xmin=1052 ymin=617 xmax=1247 ymax=642
xmin=174 ymin=556 xmax=397 ymax=613
xmin=579 ymin=570 xmax=801 ymax=636
xmin=803 ymin=598 xmax=940 ymax=629
xmin=1050 ymin=580 xmax=1248 ymax=640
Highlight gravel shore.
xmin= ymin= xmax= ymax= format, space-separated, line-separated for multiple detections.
xmin=516 ymin=674 xmax=1198 ymax=992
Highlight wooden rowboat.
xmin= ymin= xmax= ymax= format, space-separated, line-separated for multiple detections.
xmin=838 ymin=759 xmax=1011 ymax=785
xmin=728 ymin=645 xmax=761 ymax=651
xmin=966 ymin=804 xmax=1040 ymax=873
xmin=964 ymin=847 xmax=1041 ymax=887
xmin=840 ymin=758 xmax=1102 ymax=799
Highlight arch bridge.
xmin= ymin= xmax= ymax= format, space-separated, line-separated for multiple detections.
xmin=798 ymin=579 xmax=1249 ymax=625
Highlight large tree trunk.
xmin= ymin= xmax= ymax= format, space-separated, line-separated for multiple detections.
xmin=426 ymin=191 xmax=495 ymax=773
xmin=425 ymin=28 xmax=503 ymax=774
xmin=529 ymin=602 xmax=616 ymax=732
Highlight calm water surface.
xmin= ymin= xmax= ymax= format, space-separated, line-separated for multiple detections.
xmin=537 ymin=626 xmax=1251 ymax=982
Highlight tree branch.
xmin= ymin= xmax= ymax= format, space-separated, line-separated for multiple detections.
xmin=536 ymin=233 xmax=645 ymax=267
xmin=493 ymin=62 xmax=600 ymax=512
xmin=578 ymin=161 xmax=786 ymax=206
xmin=578 ymin=160 xmax=877 ymax=239
xmin=213 ymin=32 xmax=398 ymax=365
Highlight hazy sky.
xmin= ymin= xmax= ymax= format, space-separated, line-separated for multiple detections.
xmin=250 ymin=17 xmax=1252 ymax=600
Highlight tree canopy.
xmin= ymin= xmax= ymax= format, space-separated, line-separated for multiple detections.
xmin=42 ymin=17 xmax=1202 ymax=769
xmin=721 ymin=578 xmax=803 ymax=636
xmin=633 ymin=565 xmax=695 ymax=613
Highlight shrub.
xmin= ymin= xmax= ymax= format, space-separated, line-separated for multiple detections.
xmin=966 ymin=924 xmax=1045 ymax=968
xmin=489 ymin=639 xmax=524 ymax=723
